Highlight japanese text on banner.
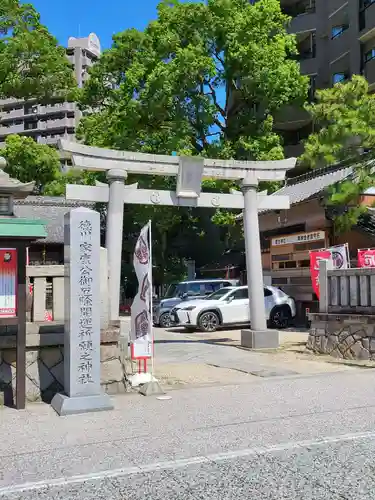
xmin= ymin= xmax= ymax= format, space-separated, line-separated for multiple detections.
xmin=358 ymin=249 xmax=375 ymax=268
xmin=309 ymin=250 xmax=331 ymax=299
xmin=131 ymin=222 xmax=152 ymax=359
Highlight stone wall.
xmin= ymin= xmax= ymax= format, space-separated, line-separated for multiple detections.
xmin=307 ymin=313 xmax=375 ymax=360
xmin=0 ymin=324 xmax=128 ymax=405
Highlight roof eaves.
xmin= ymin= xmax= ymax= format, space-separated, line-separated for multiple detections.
xmin=235 ymin=162 xmax=354 ymax=222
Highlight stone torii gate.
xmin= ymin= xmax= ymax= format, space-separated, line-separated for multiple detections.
xmin=59 ymin=140 xmax=296 ymax=347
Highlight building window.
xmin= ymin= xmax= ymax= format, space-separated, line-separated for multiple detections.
xmin=332 ymin=72 xmax=348 ymax=84
xmin=0 ymin=196 xmax=11 ymax=215
xmin=365 ymin=48 xmax=375 ymax=62
xmin=331 ymin=25 xmax=348 ymax=39
xmin=24 ymin=104 xmax=38 ymax=115
xmin=24 ymin=120 xmax=38 ymax=130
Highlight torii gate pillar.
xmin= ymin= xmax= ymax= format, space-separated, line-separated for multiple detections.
xmin=242 ymin=181 xmax=267 ymax=332
xmin=106 ymin=169 xmax=127 ymax=321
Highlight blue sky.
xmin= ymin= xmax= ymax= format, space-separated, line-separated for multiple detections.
xmin=28 ymin=1 xmax=201 ymax=50
xmin=28 ymin=0 xmax=162 ymax=49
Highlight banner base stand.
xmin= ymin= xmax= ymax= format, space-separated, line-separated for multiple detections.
xmin=138 ymin=380 xmax=165 ymax=397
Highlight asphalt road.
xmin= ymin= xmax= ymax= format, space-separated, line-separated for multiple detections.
xmin=2 ymin=369 xmax=375 ymax=499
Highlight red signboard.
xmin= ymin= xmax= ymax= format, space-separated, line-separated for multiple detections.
xmin=0 ymin=248 xmax=17 ymax=317
xmin=358 ymin=249 xmax=375 ymax=268
xmin=309 ymin=250 xmax=331 ymax=299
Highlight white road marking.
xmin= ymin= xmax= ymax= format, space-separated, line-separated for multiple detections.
xmin=0 ymin=430 xmax=374 ymax=496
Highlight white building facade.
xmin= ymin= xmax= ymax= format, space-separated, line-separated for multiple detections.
xmin=0 ymin=33 xmax=101 ymax=159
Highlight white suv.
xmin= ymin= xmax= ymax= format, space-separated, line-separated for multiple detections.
xmin=170 ymin=285 xmax=296 ymax=332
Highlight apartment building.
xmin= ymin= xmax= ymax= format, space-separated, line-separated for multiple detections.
xmin=274 ymin=0 xmax=375 ymax=157
xmin=0 ymin=33 xmax=101 ymax=154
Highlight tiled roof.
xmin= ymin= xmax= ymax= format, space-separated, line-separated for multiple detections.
xmin=236 ymin=163 xmax=354 ymax=220
xmin=266 ymin=164 xmax=353 ymax=210
xmin=13 ymin=196 xmax=95 ymax=244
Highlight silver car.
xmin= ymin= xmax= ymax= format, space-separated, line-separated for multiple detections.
xmin=153 ymin=279 xmax=240 ymax=328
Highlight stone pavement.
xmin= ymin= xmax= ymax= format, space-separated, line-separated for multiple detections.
xmin=143 ymin=326 xmax=362 ymax=390
xmin=2 ymin=370 xmax=375 ymax=498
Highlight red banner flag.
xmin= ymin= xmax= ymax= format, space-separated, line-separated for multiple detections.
xmin=310 ymin=250 xmax=331 ymax=299
xmin=358 ymin=249 xmax=375 ymax=268
xmin=0 ymin=249 xmax=17 ymax=317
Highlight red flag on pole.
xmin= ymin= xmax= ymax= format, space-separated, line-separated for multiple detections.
xmin=309 ymin=250 xmax=331 ymax=299
xmin=358 ymin=248 xmax=375 ymax=268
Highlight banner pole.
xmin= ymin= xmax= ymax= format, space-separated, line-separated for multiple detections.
xmin=149 ymin=219 xmax=154 ymax=378
xmin=345 ymin=243 xmax=350 ymax=268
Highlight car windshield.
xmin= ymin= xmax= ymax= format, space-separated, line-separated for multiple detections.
xmin=205 ymin=288 xmax=232 ymax=300
xmin=163 ymin=283 xmax=179 ymax=299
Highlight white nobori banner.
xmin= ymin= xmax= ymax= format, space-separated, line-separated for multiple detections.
xmin=328 ymin=243 xmax=350 ymax=270
xmin=130 ymin=221 xmax=153 ymax=359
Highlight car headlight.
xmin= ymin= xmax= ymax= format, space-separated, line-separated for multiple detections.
xmin=183 ymin=306 xmax=196 ymax=311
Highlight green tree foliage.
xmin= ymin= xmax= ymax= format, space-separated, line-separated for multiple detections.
xmin=77 ymin=0 xmax=308 ymax=284
xmin=2 ymin=134 xmax=61 ymax=192
xmin=79 ymin=0 xmax=307 ymax=161
xmin=0 ymin=0 xmax=76 ymax=101
xmin=301 ymin=75 xmax=375 ymax=232
xmin=43 ymin=169 xmax=99 ymax=196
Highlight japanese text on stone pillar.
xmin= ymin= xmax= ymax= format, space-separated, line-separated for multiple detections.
xmin=77 ymin=219 xmax=94 ymax=385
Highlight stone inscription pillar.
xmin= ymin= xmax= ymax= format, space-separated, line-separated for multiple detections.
xmin=51 ymin=207 xmax=113 ymax=416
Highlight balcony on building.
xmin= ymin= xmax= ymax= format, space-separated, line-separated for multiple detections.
xmin=296 ymin=32 xmax=317 ymax=74
xmin=283 ymin=0 xmax=317 ymax=34
xmin=274 ymin=105 xmax=311 ymax=130
xmin=38 ymin=135 xmax=64 ymax=146
xmin=39 ymin=102 xmax=75 ymax=116
xmin=329 ymin=0 xmax=348 ymax=16
xmin=0 ymin=105 xmax=24 ymax=122
xmin=329 ymin=49 xmax=350 ymax=86
xmin=329 ymin=16 xmax=350 ymax=64
xmin=0 ymin=123 xmax=25 ymax=137
xmin=281 ymin=124 xmax=312 ymax=159
xmin=359 ymin=0 xmax=375 ymax=42
xmin=362 ymin=43 xmax=375 ymax=89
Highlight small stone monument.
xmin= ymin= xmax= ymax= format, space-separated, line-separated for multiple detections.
xmin=51 ymin=207 xmax=113 ymax=415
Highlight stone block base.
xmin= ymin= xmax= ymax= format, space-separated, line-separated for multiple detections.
xmin=51 ymin=392 xmax=114 ymax=416
xmin=241 ymin=329 xmax=279 ymax=349
xmin=0 ymin=325 xmax=129 ymax=405
xmin=307 ymin=313 xmax=375 ymax=361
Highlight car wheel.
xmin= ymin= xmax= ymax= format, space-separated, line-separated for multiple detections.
xmin=159 ymin=312 xmax=173 ymax=328
xmin=270 ymin=306 xmax=291 ymax=329
xmin=198 ymin=311 xmax=220 ymax=332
